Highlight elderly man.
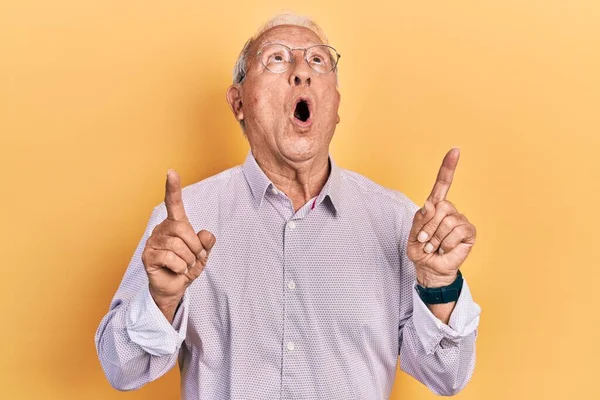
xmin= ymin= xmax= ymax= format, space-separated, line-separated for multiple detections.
xmin=95 ymin=13 xmax=481 ymax=399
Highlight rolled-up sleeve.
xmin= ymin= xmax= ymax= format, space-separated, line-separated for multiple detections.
xmin=94 ymin=204 xmax=190 ymax=391
xmin=410 ymin=277 xmax=481 ymax=355
xmin=126 ymin=281 xmax=189 ymax=356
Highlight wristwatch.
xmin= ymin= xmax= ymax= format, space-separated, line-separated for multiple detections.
xmin=415 ymin=270 xmax=463 ymax=304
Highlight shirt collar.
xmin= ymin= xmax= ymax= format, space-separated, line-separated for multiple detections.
xmin=242 ymin=149 xmax=342 ymax=216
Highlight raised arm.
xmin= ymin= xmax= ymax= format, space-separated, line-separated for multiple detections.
xmin=94 ymin=170 xmax=216 ymax=390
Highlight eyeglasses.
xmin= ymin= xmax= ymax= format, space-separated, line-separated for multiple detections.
xmin=256 ymin=43 xmax=341 ymax=75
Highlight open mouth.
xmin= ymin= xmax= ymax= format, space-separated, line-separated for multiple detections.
xmin=294 ymin=99 xmax=311 ymax=122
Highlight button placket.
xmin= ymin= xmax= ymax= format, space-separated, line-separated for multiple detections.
xmin=282 ymin=216 xmax=300 ymax=393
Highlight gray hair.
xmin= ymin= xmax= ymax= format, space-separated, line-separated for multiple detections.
xmin=232 ymin=12 xmax=334 ymax=85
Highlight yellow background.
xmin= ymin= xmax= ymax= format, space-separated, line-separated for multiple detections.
xmin=1 ymin=0 xmax=598 ymax=399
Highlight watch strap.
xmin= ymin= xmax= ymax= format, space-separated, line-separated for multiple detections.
xmin=415 ymin=270 xmax=463 ymax=304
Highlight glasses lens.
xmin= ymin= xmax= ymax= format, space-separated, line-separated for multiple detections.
xmin=260 ymin=44 xmax=292 ymax=73
xmin=306 ymin=45 xmax=338 ymax=73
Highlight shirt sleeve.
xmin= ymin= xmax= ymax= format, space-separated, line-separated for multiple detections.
xmin=126 ymin=280 xmax=189 ymax=356
xmin=94 ymin=203 xmax=190 ymax=391
xmin=410 ymin=276 xmax=481 ymax=355
xmin=397 ymin=199 xmax=482 ymax=396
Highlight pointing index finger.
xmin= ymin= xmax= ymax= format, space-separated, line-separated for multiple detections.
xmin=427 ymin=148 xmax=460 ymax=204
xmin=165 ymin=169 xmax=188 ymax=221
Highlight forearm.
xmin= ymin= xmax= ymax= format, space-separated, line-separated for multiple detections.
xmin=416 ymin=270 xmax=458 ymax=325
xmin=149 ymin=286 xmax=184 ymax=324
xmin=425 ymin=301 xmax=456 ymax=325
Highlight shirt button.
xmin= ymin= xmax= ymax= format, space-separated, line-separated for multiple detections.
xmin=288 ymin=220 xmax=296 ymax=229
xmin=287 ymin=341 xmax=295 ymax=351
xmin=287 ymin=280 xmax=296 ymax=290
xmin=271 ymin=187 xmax=279 ymax=195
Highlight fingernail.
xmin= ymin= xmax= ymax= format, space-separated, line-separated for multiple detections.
xmin=424 ymin=242 xmax=434 ymax=253
xmin=198 ymin=249 xmax=207 ymax=259
xmin=439 ymin=247 xmax=445 ymax=255
xmin=420 ymin=201 xmax=428 ymax=215
xmin=167 ymin=169 xmax=173 ymax=178
xmin=417 ymin=231 xmax=429 ymax=243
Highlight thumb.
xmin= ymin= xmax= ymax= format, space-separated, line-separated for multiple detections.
xmin=409 ymin=199 xmax=435 ymax=242
xmin=197 ymin=230 xmax=217 ymax=259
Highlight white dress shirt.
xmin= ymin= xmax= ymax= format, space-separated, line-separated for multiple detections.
xmin=95 ymin=150 xmax=481 ymax=399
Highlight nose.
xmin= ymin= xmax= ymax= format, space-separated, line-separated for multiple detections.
xmin=288 ymin=51 xmax=312 ymax=87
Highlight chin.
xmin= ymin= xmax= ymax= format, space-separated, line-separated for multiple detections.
xmin=280 ymin=139 xmax=319 ymax=162
xmin=273 ymin=122 xmax=332 ymax=162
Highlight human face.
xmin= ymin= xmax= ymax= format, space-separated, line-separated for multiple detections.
xmin=227 ymin=25 xmax=341 ymax=165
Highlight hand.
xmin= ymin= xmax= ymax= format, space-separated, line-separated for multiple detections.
xmin=407 ymin=148 xmax=477 ymax=288
xmin=141 ymin=169 xmax=216 ymax=321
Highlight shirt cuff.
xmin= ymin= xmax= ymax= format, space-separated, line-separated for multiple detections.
xmin=412 ymin=277 xmax=481 ymax=355
xmin=126 ymin=284 xmax=189 ymax=356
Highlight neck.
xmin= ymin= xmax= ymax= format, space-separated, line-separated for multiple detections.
xmin=251 ymin=148 xmax=331 ymax=212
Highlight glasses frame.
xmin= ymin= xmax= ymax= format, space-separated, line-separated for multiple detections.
xmin=256 ymin=43 xmax=341 ymax=75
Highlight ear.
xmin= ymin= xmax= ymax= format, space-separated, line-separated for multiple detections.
xmin=226 ymin=84 xmax=244 ymax=122
xmin=336 ymin=89 xmax=341 ymax=124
